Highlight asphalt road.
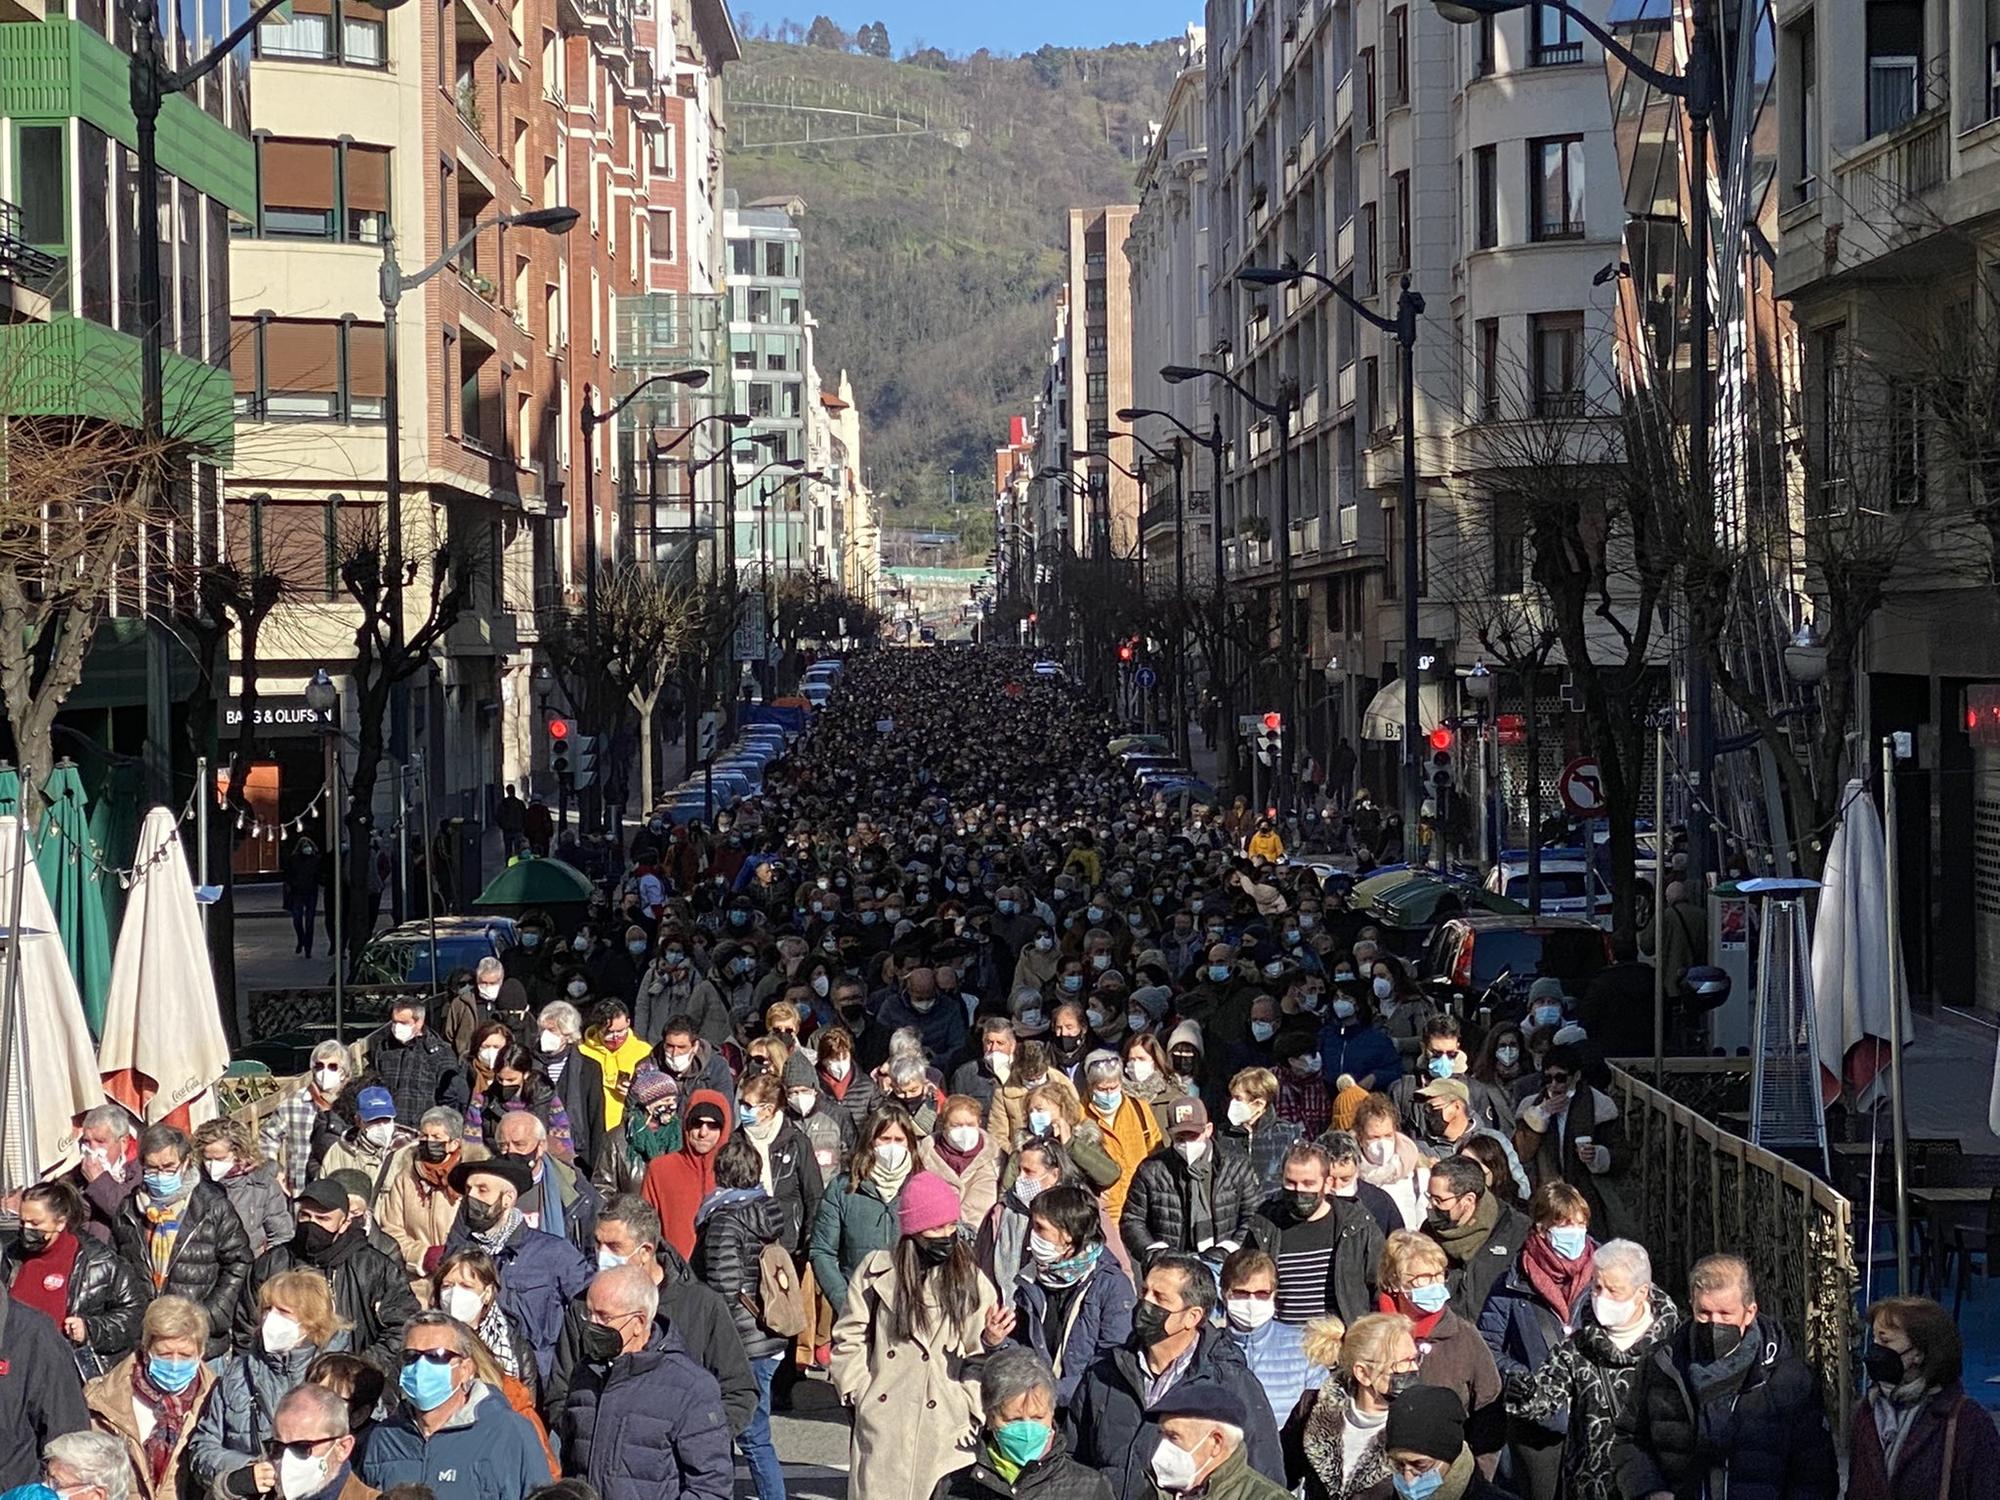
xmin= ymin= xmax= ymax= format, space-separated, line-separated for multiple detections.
xmin=751 ymin=1376 xmax=853 ymax=1499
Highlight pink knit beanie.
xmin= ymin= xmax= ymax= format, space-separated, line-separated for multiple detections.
xmin=898 ymin=1170 xmax=963 ymax=1237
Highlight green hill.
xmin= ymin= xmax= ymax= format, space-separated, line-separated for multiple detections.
xmin=722 ymin=36 xmax=1183 ymax=555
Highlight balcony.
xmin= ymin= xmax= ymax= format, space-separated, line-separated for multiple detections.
xmin=1336 ymin=361 xmax=1356 ymax=414
xmin=1298 ymin=384 xmax=1320 ymax=430
xmin=1298 ymin=119 xmax=1317 ymax=167
xmin=1835 ymin=106 xmax=1949 ymax=223
xmin=1334 ymin=70 xmax=1352 ymax=136
xmin=1290 ymin=514 xmax=1322 ymax=555
xmin=1335 ymin=215 xmax=1354 ymax=270
xmin=0 ymin=199 xmax=59 ymax=322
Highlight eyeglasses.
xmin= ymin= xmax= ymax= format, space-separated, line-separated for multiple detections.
xmin=400 ymin=1347 xmax=461 ymax=1367
xmin=687 ymin=1121 xmax=722 ymax=1135
xmin=1544 ymin=1071 xmax=1573 ymax=1087
xmin=264 ymin=1437 xmax=339 ymax=1461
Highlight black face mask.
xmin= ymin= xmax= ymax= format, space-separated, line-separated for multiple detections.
xmin=461 ymin=1197 xmax=502 ymax=1233
xmin=416 ymin=1139 xmax=450 ymax=1164
xmin=912 ymin=1234 xmax=956 ymax=1268
xmin=294 ymin=1221 xmax=341 ymax=1263
xmin=1863 ymin=1345 xmax=1908 ymax=1387
xmin=1131 ymin=1300 xmax=1176 ymax=1348
xmin=1692 ymin=1322 xmax=1746 ymax=1364
xmin=16 ymin=1229 xmax=52 ymax=1254
xmin=1385 ymin=1370 xmax=1418 ymax=1399
xmin=1287 ymin=1191 xmax=1323 ymax=1221
xmin=1050 ymin=1033 xmax=1083 ymax=1058
xmin=581 ymin=1321 xmax=625 ymax=1364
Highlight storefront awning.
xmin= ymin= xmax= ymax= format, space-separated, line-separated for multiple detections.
xmin=1361 ymin=678 xmax=1447 ymax=742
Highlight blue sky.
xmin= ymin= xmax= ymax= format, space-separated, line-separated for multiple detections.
xmin=734 ymin=3 xmax=1196 ymax=55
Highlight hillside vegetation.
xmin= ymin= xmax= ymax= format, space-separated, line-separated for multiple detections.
xmin=722 ymin=35 xmax=1183 ymax=550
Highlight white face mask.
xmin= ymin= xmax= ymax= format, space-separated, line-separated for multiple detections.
xmin=1225 ymin=1295 xmax=1277 ymax=1332
xmin=477 ymin=1045 xmax=501 ymax=1068
xmin=1125 ymin=1057 xmax=1156 ymax=1084
xmin=539 ymin=1029 xmax=563 ymax=1054
xmin=391 ymin=1021 xmax=418 ymax=1044
xmin=1150 ymin=1433 xmax=1208 ymax=1493
xmin=439 ymin=1285 xmax=485 ymax=1325
xmin=984 ymin=1051 xmax=1012 ymax=1081
xmin=363 ymin=1121 xmax=396 ymax=1148
xmin=1027 ymin=1231 xmax=1063 ymax=1264
xmin=596 ymin=1247 xmax=629 ymax=1271
xmin=788 ymin=1090 xmax=818 ymax=1115
xmin=1174 ymin=1137 xmax=1208 ymax=1165
xmin=278 ymin=1449 xmax=331 ymax=1500
xmin=1226 ymin=1098 xmax=1257 ymax=1128
xmin=312 ymin=1067 xmax=343 ymax=1094
xmin=1593 ymin=1292 xmax=1640 ymax=1329
xmin=873 ymin=1141 xmax=910 ymax=1171
xmin=204 ymin=1158 xmax=233 ymax=1182
xmin=664 ymin=1052 xmax=692 ymax=1074
xmin=477 ymin=981 xmax=501 ymax=1001
xmin=1363 ymin=1137 xmax=1396 ymax=1166
xmin=825 ymin=1057 xmax=852 ymax=1080
xmin=262 ymin=1311 xmax=304 ymax=1354
xmin=946 ymin=1125 xmax=980 ymax=1153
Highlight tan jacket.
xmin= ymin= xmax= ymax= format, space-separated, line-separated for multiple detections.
xmin=829 ymin=1249 xmax=996 ymax=1500
xmin=377 ymin=1141 xmax=491 ymax=1284
xmin=86 ymin=1354 xmax=219 ymax=1500
xmin=985 ymin=1072 xmax=1080 ymax=1149
xmin=917 ymin=1134 xmax=1002 ymax=1230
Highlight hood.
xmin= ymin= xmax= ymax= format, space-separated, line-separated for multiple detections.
xmin=694 ymin=1186 xmax=786 ymax=1239
xmin=1168 ymin=1018 xmax=1205 ymax=1057
xmin=679 ymin=1088 xmax=733 ymax=1156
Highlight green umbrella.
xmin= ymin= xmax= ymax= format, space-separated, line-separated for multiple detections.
xmin=0 ymin=767 xmax=18 ymax=817
xmin=34 ymin=762 xmax=115 ymax=1036
xmin=472 ymin=855 xmax=595 ymax=914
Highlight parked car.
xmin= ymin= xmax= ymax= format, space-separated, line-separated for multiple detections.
xmin=1483 ymin=848 xmax=1656 ymax=931
xmin=349 ymin=916 xmax=520 ymax=987
xmin=1420 ymin=913 xmax=1614 ymax=1018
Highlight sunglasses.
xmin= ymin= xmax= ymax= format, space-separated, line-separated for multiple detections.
xmin=263 ymin=1437 xmax=339 ymax=1461
xmin=687 ymin=1120 xmax=723 ymax=1134
xmin=400 ymin=1347 xmax=460 ymax=1367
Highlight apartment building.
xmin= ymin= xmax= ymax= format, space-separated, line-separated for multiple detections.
xmin=1199 ymin=0 xmax=1618 ymax=784
xmin=1775 ymin=0 xmax=2000 ymax=1009
xmin=226 ymin=0 xmax=733 ymax=843
xmin=1029 ymin=284 xmax=1074 ymax=565
xmin=1065 ymin=205 xmax=1142 ymax=557
xmin=0 ymin=0 xmax=250 ymax=778
xmin=1128 ymin=24 xmax=1218 ymax=591
xmin=725 ymin=193 xmax=809 ymax=591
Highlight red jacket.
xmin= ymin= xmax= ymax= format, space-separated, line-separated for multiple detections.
xmin=639 ymin=1088 xmax=733 ymax=1258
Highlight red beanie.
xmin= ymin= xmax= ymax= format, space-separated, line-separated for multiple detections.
xmin=897 ymin=1170 xmax=962 ymax=1237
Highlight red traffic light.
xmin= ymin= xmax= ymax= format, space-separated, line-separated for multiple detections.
xmin=1427 ymin=726 xmax=1455 ymax=751
xmin=1261 ymin=711 xmax=1283 ymax=731
xmin=548 ymin=718 xmax=569 ymax=739
xmin=1117 ymin=643 xmax=1134 ymax=662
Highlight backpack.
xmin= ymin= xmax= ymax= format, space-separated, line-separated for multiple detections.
xmin=743 ymin=1240 xmax=809 ymax=1338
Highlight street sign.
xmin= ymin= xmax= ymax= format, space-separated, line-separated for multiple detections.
xmin=1134 ymin=666 xmax=1158 ymax=690
xmin=1558 ymin=756 xmax=1604 ymax=817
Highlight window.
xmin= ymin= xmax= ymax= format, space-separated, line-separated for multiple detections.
xmin=1888 ymin=379 xmax=1927 ymax=505
xmin=1794 ymin=19 xmax=1819 ymax=197
xmin=460 ymin=332 xmax=494 ymax=446
xmin=731 ymin=239 xmax=755 ymax=277
xmin=1359 ymin=49 xmax=1377 ymax=137
xmin=749 ymin=382 xmax=774 ymax=418
xmin=1476 ymin=13 xmax=1495 ymax=76
xmin=256 ymin=0 xmax=382 ymax=64
xmin=749 ymin=287 xmax=772 ymax=322
xmin=1812 ymin=322 xmax=1848 ymax=490
xmin=1478 ymin=317 xmax=1500 ymax=418
xmin=1391 ymin=172 xmax=1410 ymax=273
xmin=1388 ymin=9 xmax=1409 ymax=105
xmin=1532 ymin=4 xmax=1581 ymax=64
xmin=763 ymin=239 xmax=787 ymax=277
xmin=1087 ymin=371 xmax=1108 ymax=402
xmin=17 ymin=126 xmax=64 ymax=250
xmin=658 ymin=206 xmax=677 ymax=262
xmin=1474 ymin=145 xmax=1497 ymax=248
xmin=229 ymin=316 xmax=385 ymax=422
xmin=442 ymin=329 xmax=457 ymax=434
xmin=1382 ymin=501 xmax=1399 ymax=599
xmin=1086 ymin=331 xmax=1108 ymax=358
xmin=1086 ymin=280 xmax=1107 ymax=313
xmin=1531 ymin=311 xmax=1584 ymax=415
xmin=1492 ymin=496 xmax=1526 ymax=592
xmin=544 ymin=282 xmax=561 ymax=347
xmin=1529 ymin=136 xmax=1585 ymax=240
xmin=1359 ymin=202 xmax=1378 ymax=295
xmin=1866 ymin=0 xmax=1922 ymax=135
xmin=259 ymin=141 xmax=336 ymax=238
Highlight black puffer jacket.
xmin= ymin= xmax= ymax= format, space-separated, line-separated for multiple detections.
xmin=110 ymin=1179 xmax=254 ymax=1359
xmin=1613 ymin=1318 xmax=1837 ymax=1500
xmin=928 ymin=1448 xmax=1116 ymax=1499
xmin=1118 ymin=1141 xmax=1262 ymax=1262
xmin=0 ymin=1233 xmax=148 ymax=1377
xmin=754 ymin=1119 xmax=825 ymax=1256
xmin=692 ymin=1188 xmax=791 ymax=1362
xmin=233 ymin=1225 xmax=421 ymax=1371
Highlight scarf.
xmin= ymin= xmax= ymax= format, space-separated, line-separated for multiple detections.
xmin=133 ymin=1359 xmax=202 ymax=1482
xmin=626 ymin=1113 xmax=681 ymax=1162
xmin=869 ymin=1150 xmax=913 ymax=1201
xmin=1358 ymin=1133 xmax=1423 ymax=1186
xmin=1520 ymin=1229 xmax=1595 ymax=1324
xmin=933 ymin=1134 xmax=983 ymax=1176
xmin=478 ymin=1301 xmax=522 ymax=1379
xmin=139 ymin=1182 xmax=194 ymax=1288
xmin=984 ymin=1437 xmax=1025 ymax=1484
xmin=820 ymin=1064 xmax=854 ymax=1101
xmin=1869 ymin=1381 xmax=1937 ymax=1473
xmin=1037 ymin=1242 xmax=1101 ymax=1288
xmin=1687 ymin=1318 xmax=1762 ymax=1399
xmin=1430 ymin=1192 xmax=1501 ymax=1265
xmin=471 ymin=1206 xmax=523 ymax=1258
xmin=12 ymin=1231 xmax=78 ymax=1324
xmin=1123 ymin=1067 xmax=1172 ymax=1105
xmin=415 ymin=1148 xmax=462 ymax=1195
xmin=742 ymin=1113 xmax=783 ymax=1193
xmin=1379 ymin=1290 xmax=1446 ymax=1340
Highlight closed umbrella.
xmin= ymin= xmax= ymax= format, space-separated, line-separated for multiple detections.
xmin=35 ymin=761 xmax=114 ymax=1036
xmin=99 ymin=806 xmax=232 ymax=1130
xmin=0 ymin=767 xmax=17 ymax=816
xmin=1809 ymin=779 xmax=1910 ymax=1109
xmin=0 ymin=814 xmax=107 ymax=1192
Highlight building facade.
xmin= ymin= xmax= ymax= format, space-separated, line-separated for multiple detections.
xmin=1065 ymin=205 xmax=1141 ymax=558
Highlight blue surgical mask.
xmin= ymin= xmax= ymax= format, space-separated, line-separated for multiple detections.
xmin=1208 ymin=964 xmax=1231 ymax=983
xmin=399 ymin=1355 xmax=458 ymax=1411
xmin=1395 ymin=1468 xmax=1447 ymax=1500
xmin=1547 ymin=1225 xmax=1589 ymax=1261
xmin=1251 ymin=1020 xmax=1276 ymax=1042
xmin=1532 ymin=1005 xmax=1563 ymax=1028
xmin=738 ymin=1103 xmax=760 ymax=1126
xmin=1087 ymin=906 xmax=1105 ymax=922
xmin=1091 ymin=1088 xmax=1121 ymax=1113
xmin=143 ymin=1170 xmax=183 ymax=1199
xmin=627 ymin=941 xmax=648 ymax=956
xmin=1027 ymin=1109 xmax=1053 ymax=1135
xmin=1427 ymin=1055 xmax=1457 ymax=1079
xmin=521 ymin=931 xmax=541 ymax=949
xmin=1062 ymin=974 xmax=1084 ymax=993
xmin=998 ymin=901 xmax=1019 ymax=916
xmin=147 ymin=1354 xmax=200 ymax=1393
xmin=1408 ymin=1282 xmax=1450 ymax=1314
xmin=1283 ymin=929 xmax=1301 ymax=945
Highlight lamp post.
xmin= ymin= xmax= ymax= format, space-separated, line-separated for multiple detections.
xmin=1465 ymin=661 xmax=1495 ymax=870
xmin=579 ymin=368 xmax=709 ymax=648
xmin=1112 ymin=425 xmax=1190 ymax=760
xmin=1239 ymin=261 xmax=1426 ymax=862
xmin=1162 ymin=363 xmax=1299 ymax=812
xmin=1433 ymin=0 xmax=1718 ymax=885
xmin=304 ymin=669 xmax=343 ymax=1044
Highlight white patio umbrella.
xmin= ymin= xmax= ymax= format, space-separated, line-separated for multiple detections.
xmin=1809 ymin=779 xmax=1911 ymax=1111
xmin=99 ymin=806 xmax=232 ymax=1129
xmin=0 ymin=814 xmax=107 ymax=1191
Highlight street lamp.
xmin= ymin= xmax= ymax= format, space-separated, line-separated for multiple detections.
xmin=1239 ymin=259 xmax=1427 ymax=862
xmin=1783 ymin=620 xmax=1828 ymax=685
xmin=1111 ymin=426 xmax=1191 ymax=759
xmin=1431 ymin=0 xmax=1719 ymax=885
xmin=303 ymin=668 xmax=343 ymax=1045
xmin=1161 ymin=362 xmax=1303 ymax=812
xmin=579 ymin=368 xmax=709 ymax=647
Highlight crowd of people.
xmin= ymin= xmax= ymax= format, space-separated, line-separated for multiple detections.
xmin=2 ymin=646 xmax=1996 ymax=1500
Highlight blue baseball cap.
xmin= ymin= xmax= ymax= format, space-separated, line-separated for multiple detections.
xmin=355 ymin=1086 xmax=396 ymax=1122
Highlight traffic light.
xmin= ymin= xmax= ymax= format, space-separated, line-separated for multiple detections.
xmin=572 ymin=733 xmax=600 ymax=791
xmin=1426 ymin=748 xmax=1456 ymax=819
xmin=1255 ymin=711 xmax=1284 ymax=767
xmin=697 ymin=712 xmax=721 ymax=763
xmin=1117 ymin=640 xmax=1135 ymax=663
xmin=1427 ymin=725 xmax=1456 ymax=752
xmin=548 ymin=717 xmax=576 ymax=782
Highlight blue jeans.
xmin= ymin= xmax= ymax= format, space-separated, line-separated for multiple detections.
xmin=741 ymin=1352 xmax=787 ymax=1500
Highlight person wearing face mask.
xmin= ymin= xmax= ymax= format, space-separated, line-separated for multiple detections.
xmin=1473 ymin=1183 xmax=1597 ymax=1500
xmin=439 ymin=1158 xmax=592 ymax=1386
xmin=466 ymin=1048 xmax=575 ymax=1169
xmin=432 ymin=966 xmax=487 ymax=1066
xmin=587 ymin=923 xmax=653 ymax=1008
xmin=1367 ymin=962 xmax=1433 ymax=1065
xmin=931 ymin=1344 xmax=1116 ymax=1499
xmin=732 ymin=1073 xmax=825 ymax=1263
xmin=353 ymin=1312 xmax=553 ymax=1500
xmin=187 ymin=1271 xmax=350 ymax=1495
xmin=683 ymin=943 xmax=752 ymax=1051
xmin=872 ymin=966 xmax=969 ymax=1067
xmin=948 ymin=1018 xmax=1019 ymax=1117
xmin=1078 ymin=1054 xmax=1164 ymax=1221
xmin=972 ymin=1137 xmax=1073 ymax=1303
xmin=1510 ymin=1045 xmax=1621 ymax=1231
xmin=175 ymin=1119 xmax=284 ymax=1264
xmin=469 ymin=956 xmax=529 ymax=1035
xmin=1503 ymin=1239 xmax=1681 ymax=1500
xmin=652 ymin=1015 xmax=736 ymax=1103
xmin=1420 ymin=1154 xmax=1531 ymax=1321
xmin=492 ymin=1108 xmax=604 ymax=1257
xmin=1391 ymin=1018 xmax=1515 ymax=1141
xmin=1372 ymin=1232 xmax=1502 ymax=1476
xmin=1270 ymin=1034 xmax=1333 ymax=1140
xmin=318 ymin=1086 xmax=423 ymax=1203
xmin=1242 ymin=1141 xmax=1384 ymax=1329
xmin=1297 ymin=1311 xmax=1421 ymax=1500
xmin=631 ymin=933 xmax=698 ymax=1044
xmin=1179 ymin=945 xmax=1255 ymax=1052
xmin=1119 ymin=1099 xmax=1259 ymax=1267
xmin=1380 ymin=1386 xmax=1516 ymax=1500
xmin=1217 ymin=1070 xmax=1302 ymax=1191
xmin=1614 ymin=1253 xmax=1837 ymax=1500
xmin=917 ymin=1096 xmax=1002 ymax=1231
xmin=828 ymin=1171 xmax=996 ymax=1500
xmin=1043 ymin=1000 xmax=1092 ymax=1087
xmin=1217 ymin=1247 xmax=1327 ymax=1434
xmin=1119 ymin=1033 xmax=1178 ymax=1131
xmin=589 ymin=1066 xmax=680 ymax=1198
xmin=531 ymin=1002 xmax=606 ymax=1178
xmin=689 ymin=1137 xmax=792 ymax=1500
xmin=239 ymin=1170 xmax=421 ymax=1368
xmin=108 ymin=1124 xmax=252 ymax=1362
xmin=807 ymin=1107 xmax=921 ymax=1315
xmin=2 ymin=1183 xmax=147 ymax=1383
xmin=79 ymin=1295 xmax=212 ymax=1500
xmin=1470 ymin=1025 xmax=1529 ymax=1096
xmin=1316 ymin=984 xmax=1401 ymax=1097
xmin=378 ymin=1109 xmax=490 ymax=1288
xmin=236 ymin=1382 xmax=371 ymax=1500
xmin=1415 ymin=1079 xmax=1530 ymax=1205
xmin=1066 ymin=1251 xmax=1285 ymax=1496
xmin=257 ymin=1046 xmax=352 ymax=1201
xmin=1012 ymin=922 xmax=1064 ymax=996
xmin=365 ymin=1002 xmax=469 ymax=1127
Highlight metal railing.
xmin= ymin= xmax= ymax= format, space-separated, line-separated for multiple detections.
xmin=1609 ymin=1064 xmax=1856 ymax=1435
xmin=0 ymin=199 xmax=60 ymax=286
xmin=1837 ymin=106 xmax=1949 ymax=221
